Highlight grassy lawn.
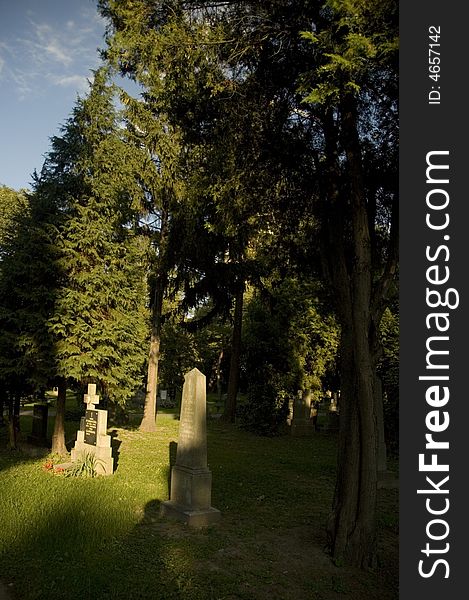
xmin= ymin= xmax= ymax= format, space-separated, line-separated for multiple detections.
xmin=0 ymin=410 xmax=398 ymax=600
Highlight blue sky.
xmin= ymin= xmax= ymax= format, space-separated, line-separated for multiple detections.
xmin=0 ymin=0 xmax=107 ymax=191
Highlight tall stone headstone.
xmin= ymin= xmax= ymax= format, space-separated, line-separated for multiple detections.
xmin=290 ymin=389 xmax=315 ymax=436
xmin=161 ymin=368 xmax=220 ymax=527
xmin=70 ymin=384 xmax=114 ymax=476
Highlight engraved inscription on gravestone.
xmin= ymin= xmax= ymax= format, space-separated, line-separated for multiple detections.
xmin=84 ymin=409 xmax=98 ymax=445
xmin=70 ymin=383 xmax=114 ymax=475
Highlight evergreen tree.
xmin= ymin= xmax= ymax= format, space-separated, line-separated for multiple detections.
xmin=298 ymin=0 xmax=398 ymax=566
xmin=22 ymin=68 xmax=150 ymax=451
xmin=98 ymin=0 xmax=398 ymax=568
xmin=46 ymin=69 xmax=149 ymax=408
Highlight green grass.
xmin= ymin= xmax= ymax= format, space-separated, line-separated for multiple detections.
xmin=0 ymin=414 xmax=398 ymax=600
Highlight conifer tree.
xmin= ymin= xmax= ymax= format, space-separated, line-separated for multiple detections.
xmin=46 ymin=69 xmax=149 ymax=417
xmin=21 ymin=68 xmax=149 ymax=451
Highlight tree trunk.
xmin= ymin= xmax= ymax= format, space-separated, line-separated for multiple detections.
xmin=0 ymin=384 xmax=5 ymax=427
xmin=51 ymin=379 xmax=67 ymax=455
xmin=7 ymin=395 xmax=18 ymax=450
xmin=327 ymin=324 xmax=378 ymax=568
xmin=13 ymin=393 xmax=20 ymax=432
xmin=140 ymin=325 xmax=160 ymax=432
xmin=374 ymin=374 xmax=388 ymax=474
xmin=322 ymin=97 xmax=383 ymax=568
xmin=222 ymin=284 xmax=244 ymax=422
xmin=216 ymin=349 xmax=224 ymax=406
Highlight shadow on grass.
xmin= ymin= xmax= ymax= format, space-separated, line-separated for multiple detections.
xmin=109 ymin=429 xmax=122 ymax=471
xmin=0 ymin=426 xmax=50 ymax=474
xmin=107 ymin=410 xmax=181 ymax=433
xmin=0 ymin=490 xmax=210 ymax=600
xmin=1 ymin=421 xmax=398 ymax=600
xmin=167 ymin=441 xmax=178 ymax=496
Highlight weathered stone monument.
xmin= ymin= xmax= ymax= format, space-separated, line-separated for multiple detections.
xmin=70 ymin=384 xmax=114 ymax=476
xmin=290 ymin=389 xmax=315 ymax=436
xmin=160 ymin=368 xmax=220 ymax=526
xmin=27 ymin=403 xmax=49 ymax=446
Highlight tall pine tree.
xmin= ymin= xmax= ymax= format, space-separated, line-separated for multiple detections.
xmin=39 ymin=68 xmax=149 ymax=450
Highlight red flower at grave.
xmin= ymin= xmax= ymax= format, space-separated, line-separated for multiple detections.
xmin=43 ymin=461 xmax=53 ymax=471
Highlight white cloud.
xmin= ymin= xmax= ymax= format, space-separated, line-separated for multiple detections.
xmin=27 ymin=22 xmax=74 ymax=66
xmin=2 ymin=7 xmax=104 ymax=100
xmin=49 ymin=73 xmax=92 ymax=93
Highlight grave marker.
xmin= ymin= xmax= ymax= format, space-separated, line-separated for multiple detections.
xmin=70 ymin=384 xmax=114 ymax=475
xmin=161 ymin=368 xmax=220 ymax=527
xmin=290 ymin=389 xmax=315 ymax=436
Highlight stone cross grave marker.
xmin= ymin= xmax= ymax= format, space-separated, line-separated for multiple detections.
xmin=160 ymin=368 xmax=221 ymax=527
xmin=70 ymin=383 xmax=114 ymax=475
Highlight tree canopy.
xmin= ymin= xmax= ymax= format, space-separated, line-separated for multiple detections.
xmin=0 ymin=0 xmax=398 ymax=570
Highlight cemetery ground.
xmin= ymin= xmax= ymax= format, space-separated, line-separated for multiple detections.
xmin=0 ymin=396 xmax=398 ymax=600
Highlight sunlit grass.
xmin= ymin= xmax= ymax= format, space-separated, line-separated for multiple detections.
xmin=0 ymin=414 xmax=398 ymax=600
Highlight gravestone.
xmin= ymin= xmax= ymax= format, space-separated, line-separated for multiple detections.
xmin=315 ymin=398 xmax=328 ymax=431
xmin=160 ymin=368 xmax=221 ymax=527
xmin=314 ymin=395 xmax=340 ymax=432
xmin=326 ymin=410 xmax=340 ymax=431
xmin=70 ymin=384 xmax=114 ymax=475
xmin=27 ymin=403 xmax=48 ymax=446
xmin=286 ymin=398 xmax=294 ymax=426
xmin=290 ymin=389 xmax=314 ymax=436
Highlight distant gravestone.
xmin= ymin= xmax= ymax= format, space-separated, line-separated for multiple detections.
xmin=290 ymin=390 xmax=314 ymax=436
xmin=286 ymin=398 xmax=294 ymax=426
xmin=160 ymin=368 xmax=221 ymax=527
xmin=27 ymin=403 xmax=48 ymax=446
xmin=70 ymin=384 xmax=114 ymax=475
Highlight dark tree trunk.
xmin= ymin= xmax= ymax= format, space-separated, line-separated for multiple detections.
xmin=327 ymin=324 xmax=378 ymax=568
xmin=374 ymin=374 xmax=388 ymax=474
xmin=7 ymin=394 xmax=19 ymax=450
xmin=13 ymin=393 xmax=20 ymax=432
xmin=140 ymin=324 xmax=161 ymax=432
xmin=51 ymin=378 xmax=67 ymax=455
xmin=216 ymin=349 xmax=224 ymax=405
xmin=140 ymin=272 xmax=166 ymax=432
xmin=222 ymin=284 xmax=244 ymax=422
xmin=140 ymin=203 xmax=170 ymax=433
xmin=321 ymin=96 xmax=397 ymax=568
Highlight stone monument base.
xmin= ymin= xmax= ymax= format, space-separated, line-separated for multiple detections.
xmin=71 ymin=439 xmax=114 ymax=476
xmin=170 ymin=465 xmax=213 ymax=508
xmin=160 ymin=464 xmax=220 ymax=526
xmin=160 ymin=501 xmax=221 ymax=527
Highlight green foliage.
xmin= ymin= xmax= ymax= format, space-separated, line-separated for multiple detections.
xmin=239 ymin=279 xmax=339 ymax=435
xmin=40 ymin=69 xmax=150 ymax=404
xmin=0 ymin=186 xmax=28 ymax=256
xmin=299 ymin=0 xmax=398 ymax=104
xmin=0 ymin=190 xmax=61 ymax=394
xmin=192 ymin=312 xmax=232 ymax=392
xmin=238 ymin=369 xmax=291 ymax=437
xmin=62 ymin=451 xmax=102 ymax=478
xmin=159 ymin=319 xmax=201 ymax=392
